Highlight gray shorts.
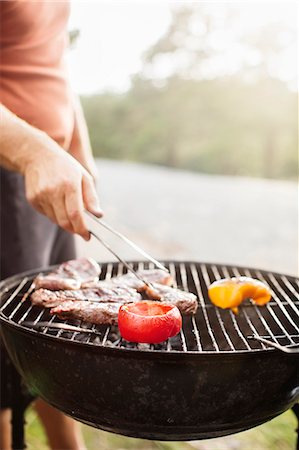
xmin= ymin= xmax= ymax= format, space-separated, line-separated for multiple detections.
xmin=0 ymin=167 xmax=76 ymax=408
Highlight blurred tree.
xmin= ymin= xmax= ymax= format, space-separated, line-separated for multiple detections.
xmin=142 ymin=3 xmax=296 ymax=84
xmin=68 ymin=28 xmax=80 ymax=48
xmin=81 ymin=3 xmax=297 ymax=180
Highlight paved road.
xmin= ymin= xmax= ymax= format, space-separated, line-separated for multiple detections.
xmin=77 ymin=159 xmax=298 ymax=276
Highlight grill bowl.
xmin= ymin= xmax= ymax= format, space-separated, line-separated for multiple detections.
xmin=1 ymin=261 xmax=299 ymax=440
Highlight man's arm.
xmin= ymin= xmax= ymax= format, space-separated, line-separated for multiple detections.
xmin=0 ymin=104 xmax=102 ymax=240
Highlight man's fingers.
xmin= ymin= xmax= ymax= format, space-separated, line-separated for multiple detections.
xmin=82 ymin=174 xmax=103 ymax=217
xmin=64 ymin=183 xmax=90 ymax=240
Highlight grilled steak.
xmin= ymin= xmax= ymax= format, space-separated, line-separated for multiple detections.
xmin=51 ymin=301 xmax=120 ymax=325
xmin=145 ymin=283 xmax=198 ymax=315
xmin=33 ymin=258 xmax=101 ymax=290
xmin=103 ymin=269 xmax=173 ymax=291
xmin=31 ymin=286 xmax=142 ymax=308
xmin=28 ymin=260 xmax=197 ymax=324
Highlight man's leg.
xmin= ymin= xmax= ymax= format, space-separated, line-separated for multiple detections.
xmin=0 ymin=342 xmax=12 ymax=450
xmin=34 ymin=399 xmax=86 ymax=450
xmin=0 ymin=167 xmax=57 ymax=450
xmin=0 ymin=409 xmax=12 ymax=450
xmin=0 ymin=168 xmax=86 ymax=449
xmin=33 ymin=226 xmax=86 ymax=450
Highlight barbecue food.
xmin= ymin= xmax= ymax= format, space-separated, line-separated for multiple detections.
xmin=33 ymin=257 xmax=101 ymax=290
xmin=51 ymin=301 xmax=120 ymax=325
xmin=118 ymin=301 xmax=182 ymax=344
xmin=145 ymin=283 xmax=198 ymax=314
xmin=31 ymin=286 xmax=142 ymax=308
xmin=28 ymin=259 xmax=198 ymax=324
xmin=105 ymin=269 xmax=173 ymax=291
xmin=208 ymin=276 xmax=272 ymax=314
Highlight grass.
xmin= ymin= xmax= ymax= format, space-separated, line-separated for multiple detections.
xmin=25 ymin=408 xmax=297 ymax=450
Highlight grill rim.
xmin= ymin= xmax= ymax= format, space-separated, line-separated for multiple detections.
xmin=1 ymin=260 xmax=298 ymax=358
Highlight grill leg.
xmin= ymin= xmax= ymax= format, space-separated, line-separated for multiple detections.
xmin=292 ymin=404 xmax=299 ymax=450
xmin=11 ymin=368 xmax=26 ymax=450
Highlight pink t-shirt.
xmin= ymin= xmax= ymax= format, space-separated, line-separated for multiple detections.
xmin=0 ymin=0 xmax=75 ymax=149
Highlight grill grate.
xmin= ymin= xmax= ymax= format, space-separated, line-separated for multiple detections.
xmin=1 ymin=262 xmax=299 ymax=354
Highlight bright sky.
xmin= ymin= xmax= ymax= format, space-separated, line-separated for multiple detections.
xmin=68 ymin=1 xmax=171 ymax=94
xmin=68 ymin=1 xmax=297 ymax=95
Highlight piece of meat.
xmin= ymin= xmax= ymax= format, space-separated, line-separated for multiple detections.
xmin=51 ymin=301 xmax=120 ymax=325
xmin=48 ymin=282 xmax=198 ymax=325
xmin=31 ymin=286 xmax=142 ymax=308
xmin=145 ymin=283 xmax=198 ymax=315
xmin=33 ymin=275 xmax=81 ymax=291
xmin=100 ymin=269 xmax=173 ymax=292
xmin=29 ymin=264 xmax=196 ymax=325
xmin=33 ymin=258 xmax=101 ymax=290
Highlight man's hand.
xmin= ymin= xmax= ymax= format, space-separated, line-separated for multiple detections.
xmin=0 ymin=105 xmax=103 ymax=240
xmin=24 ymin=145 xmax=102 ymax=240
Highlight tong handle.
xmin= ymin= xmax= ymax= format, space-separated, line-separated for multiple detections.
xmin=85 ymin=210 xmax=169 ymax=273
xmin=21 ymin=321 xmax=102 ymax=335
xmin=89 ymin=230 xmax=151 ymax=287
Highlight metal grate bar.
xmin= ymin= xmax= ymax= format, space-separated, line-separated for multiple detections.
xmin=116 ymin=262 xmax=124 ymax=277
xmin=69 ymin=319 xmax=83 ymax=341
xmin=169 ymin=263 xmax=187 ymax=352
xmin=215 ymin=266 xmax=251 ymax=350
xmin=231 ymin=267 xmax=284 ymax=345
xmin=85 ymin=323 xmax=97 ymax=343
xmin=233 ymin=267 xmax=295 ymax=346
xmin=18 ymin=304 xmax=34 ymax=324
xmin=220 ymin=266 xmax=256 ymax=349
xmin=105 ymin=262 xmax=114 ymax=280
xmin=17 ymin=278 xmax=45 ymax=325
xmin=2 ymin=276 xmax=56 ymax=338
xmin=281 ymin=275 xmax=299 ymax=298
xmin=41 ymin=314 xmax=59 ymax=335
xmin=9 ymin=287 xmax=33 ymax=321
xmin=247 ymin=269 xmax=298 ymax=342
xmin=179 ymin=263 xmax=202 ymax=351
xmin=190 ymin=264 xmax=220 ymax=351
xmin=201 ymin=264 xmax=235 ymax=351
xmin=255 ymin=270 xmax=299 ymax=334
xmin=101 ymin=326 xmax=110 ymax=346
xmin=221 ymin=266 xmax=267 ymax=349
xmin=148 ymin=261 xmax=174 ymax=351
xmin=250 ymin=306 xmax=281 ymax=345
xmin=190 ymin=316 xmax=201 ymax=351
xmin=267 ymin=272 xmax=299 ymax=319
xmin=0 ymin=278 xmax=28 ymax=315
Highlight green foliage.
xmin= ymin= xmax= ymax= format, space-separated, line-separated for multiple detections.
xmin=25 ymin=407 xmax=297 ymax=450
xmin=81 ymin=76 xmax=297 ymax=179
xmin=68 ymin=29 xmax=80 ymax=49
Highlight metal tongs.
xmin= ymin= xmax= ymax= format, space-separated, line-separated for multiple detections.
xmin=248 ymin=335 xmax=299 ymax=354
xmin=85 ymin=211 xmax=169 ymax=287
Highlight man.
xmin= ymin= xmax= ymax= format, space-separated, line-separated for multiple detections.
xmin=0 ymin=2 xmax=101 ymax=449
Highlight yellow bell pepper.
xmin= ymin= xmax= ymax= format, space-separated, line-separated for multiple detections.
xmin=208 ymin=276 xmax=271 ymax=314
